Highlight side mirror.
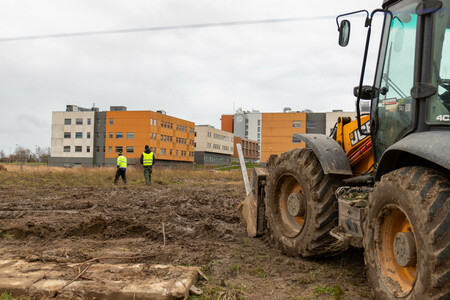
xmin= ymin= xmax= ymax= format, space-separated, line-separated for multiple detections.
xmin=338 ymin=20 xmax=351 ymax=47
xmin=353 ymin=85 xmax=379 ymax=100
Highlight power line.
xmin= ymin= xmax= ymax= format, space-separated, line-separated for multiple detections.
xmin=0 ymin=15 xmax=335 ymax=42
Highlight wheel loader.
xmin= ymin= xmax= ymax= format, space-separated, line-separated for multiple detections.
xmin=238 ymin=0 xmax=450 ymax=298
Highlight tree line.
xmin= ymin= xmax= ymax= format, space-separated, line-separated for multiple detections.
xmin=0 ymin=146 xmax=50 ymax=164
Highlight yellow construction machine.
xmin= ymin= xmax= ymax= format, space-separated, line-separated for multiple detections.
xmin=239 ymin=0 xmax=450 ymax=298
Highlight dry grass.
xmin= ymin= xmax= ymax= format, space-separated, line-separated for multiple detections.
xmin=0 ymin=164 xmax=243 ymax=188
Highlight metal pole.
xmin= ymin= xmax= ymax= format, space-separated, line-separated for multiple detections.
xmin=35 ymin=145 xmax=39 ymax=171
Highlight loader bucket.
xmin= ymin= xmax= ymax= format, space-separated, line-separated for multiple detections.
xmin=237 ymin=167 xmax=268 ymax=237
xmin=237 ymin=192 xmax=258 ymax=237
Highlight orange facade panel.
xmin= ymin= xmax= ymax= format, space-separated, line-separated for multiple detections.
xmin=105 ymin=111 xmax=195 ymax=162
xmin=260 ymin=112 xmax=306 ymax=162
xmin=221 ymin=114 xmax=234 ymax=133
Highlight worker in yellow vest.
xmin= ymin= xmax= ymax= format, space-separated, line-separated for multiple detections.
xmin=140 ymin=145 xmax=156 ymax=185
xmin=114 ymin=152 xmax=127 ymax=185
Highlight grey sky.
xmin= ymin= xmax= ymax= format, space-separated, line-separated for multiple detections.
xmin=0 ymin=0 xmax=381 ymax=154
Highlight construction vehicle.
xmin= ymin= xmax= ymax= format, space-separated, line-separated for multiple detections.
xmin=238 ymin=0 xmax=450 ymax=298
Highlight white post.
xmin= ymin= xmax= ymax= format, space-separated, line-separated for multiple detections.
xmin=236 ymin=143 xmax=251 ymax=196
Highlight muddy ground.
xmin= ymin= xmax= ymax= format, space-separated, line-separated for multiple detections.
xmin=0 ymin=177 xmax=372 ymax=299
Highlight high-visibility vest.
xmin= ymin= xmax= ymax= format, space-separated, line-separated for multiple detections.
xmin=117 ymin=155 xmax=127 ymax=169
xmin=142 ymin=152 xmax=154 ymax=166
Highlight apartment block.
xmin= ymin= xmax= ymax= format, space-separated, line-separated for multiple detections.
xmin=104 ymin=110 xmax=195 ymax=166
xmin=194 ymin=125 xmax=234 ymax=165
xmin=50 ymin=106 xmax=97 ymax=167
xmin=50 ymin=105 xmax=195 ymax=167
xmin=232 ymin=137 xmax=259 ymax=163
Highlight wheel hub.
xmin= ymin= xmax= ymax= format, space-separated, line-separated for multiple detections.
xmin=393 ymin=231 xmax=417 ymax=267
xmin=287 ymin=193 xmax=305 ymax=217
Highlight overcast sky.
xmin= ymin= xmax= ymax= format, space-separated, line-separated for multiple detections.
xmin=0 ymin=0 xmax=382 ymax=154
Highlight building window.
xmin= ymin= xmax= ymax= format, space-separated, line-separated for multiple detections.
xmin=76 ymin=118 xmax=83 ymax=125
xmin=292 ymin=121 xmax=302 ymax=128
xmin=292 ymin=135 xmax=302 ymax=143
xmin=75 ymin=132 xmax=82 ymax=138
xmin=115 ymin=146 xmax=123 ymax=153
xmin=257 ymin=120 xmax=261 ymax=126
xmin=75 ymin=146 xmax=82 ymax=152
xmin=64 ymin=132 xmax=71 ymax=138
xmin=127 ymin=132 xmax=134 ymax=139
xmin=108 ymin=146 xmax=112 ymax=153
xmin=86 ymin=146 xmax=90 ymax=153
xmin=109 ymin=132 xmax=113 ymax=139
xmin=109 ymin=118 xmax=113 ymax=125
xmin=63 ymin=146 xmax=70 ymax=152
xmin=87 ymin=132 xmax=91 ymax=139
xmin=306 ymin=121 xmax=316 ymax=128
xmin=116 ymin=132 xmax=123 ymax=139
xmin=64 ymin=118 xmax=71 ymax=125
xmin=207 ymin=132 xmax=212 ymax=137
xmin=87 ymin=118 xmax=91 ymax=125
xmin=96 ymin=146 xmax=100 ymax=153
xmin=126 ymin=146 xmax=134 ymax=153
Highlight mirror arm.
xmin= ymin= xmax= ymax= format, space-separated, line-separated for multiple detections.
xmin=336 ymin=10 xmax=369 ymax=30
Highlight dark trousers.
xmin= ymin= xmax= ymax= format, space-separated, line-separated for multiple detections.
xmin=143 ymin=166 xmax=153 ymax=185
xmin=114 ymin=168 xmax=127 ymax=184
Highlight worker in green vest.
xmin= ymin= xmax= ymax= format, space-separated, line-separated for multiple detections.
xmin=114 ymin=152 xmax=127 ymax=185
xmin=140 ymin=145 xmax=156 ymax=185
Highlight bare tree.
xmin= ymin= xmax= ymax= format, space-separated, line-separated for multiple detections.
xmin=36 ymin=146 xmax=50 ymax=164
xmin=0 ymin=150 xmax=6 ymax=163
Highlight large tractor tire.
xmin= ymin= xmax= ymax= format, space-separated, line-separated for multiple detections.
xmin=364 ymin=166 xmax=450 ymax=299
xmin=264 ymin=148 xmax=342 ymax=257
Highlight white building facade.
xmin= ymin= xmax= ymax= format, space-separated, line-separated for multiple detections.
xmin=50 ymin=110 xmax=96 ymax=167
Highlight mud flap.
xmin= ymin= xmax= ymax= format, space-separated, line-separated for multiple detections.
xmin=237 ymin=167 xmax=268 ymax=237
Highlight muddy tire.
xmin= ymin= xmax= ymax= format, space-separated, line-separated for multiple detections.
xmin=364 ymin=167 xmax=450 ymax=299
xmin=264 ymin=148 xmax=342 ymax=257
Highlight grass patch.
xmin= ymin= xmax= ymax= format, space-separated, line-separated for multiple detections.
xmin=1 ymin=233 xmax=14 ymax=240
xmin=313 ymin=284 xmax=344 ymax=299
xmin=0 ymin=166 xmax=243 ymax=188
xmin=250 ymin=266 xmax=268 ymax=278
xmin=230 ymin=263 xmax=241 ymax=273
xmin=0 ymin=292 xmax=22 ymax=300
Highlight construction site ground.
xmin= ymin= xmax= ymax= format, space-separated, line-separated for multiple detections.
xmin=0 ymin=167 xmax=373 ymax=299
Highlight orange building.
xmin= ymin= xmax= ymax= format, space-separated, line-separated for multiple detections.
xmin=105 ymin=110 xmax=195 ymax=165
xmin=260 ymin=112 xmax=306 ymax=162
